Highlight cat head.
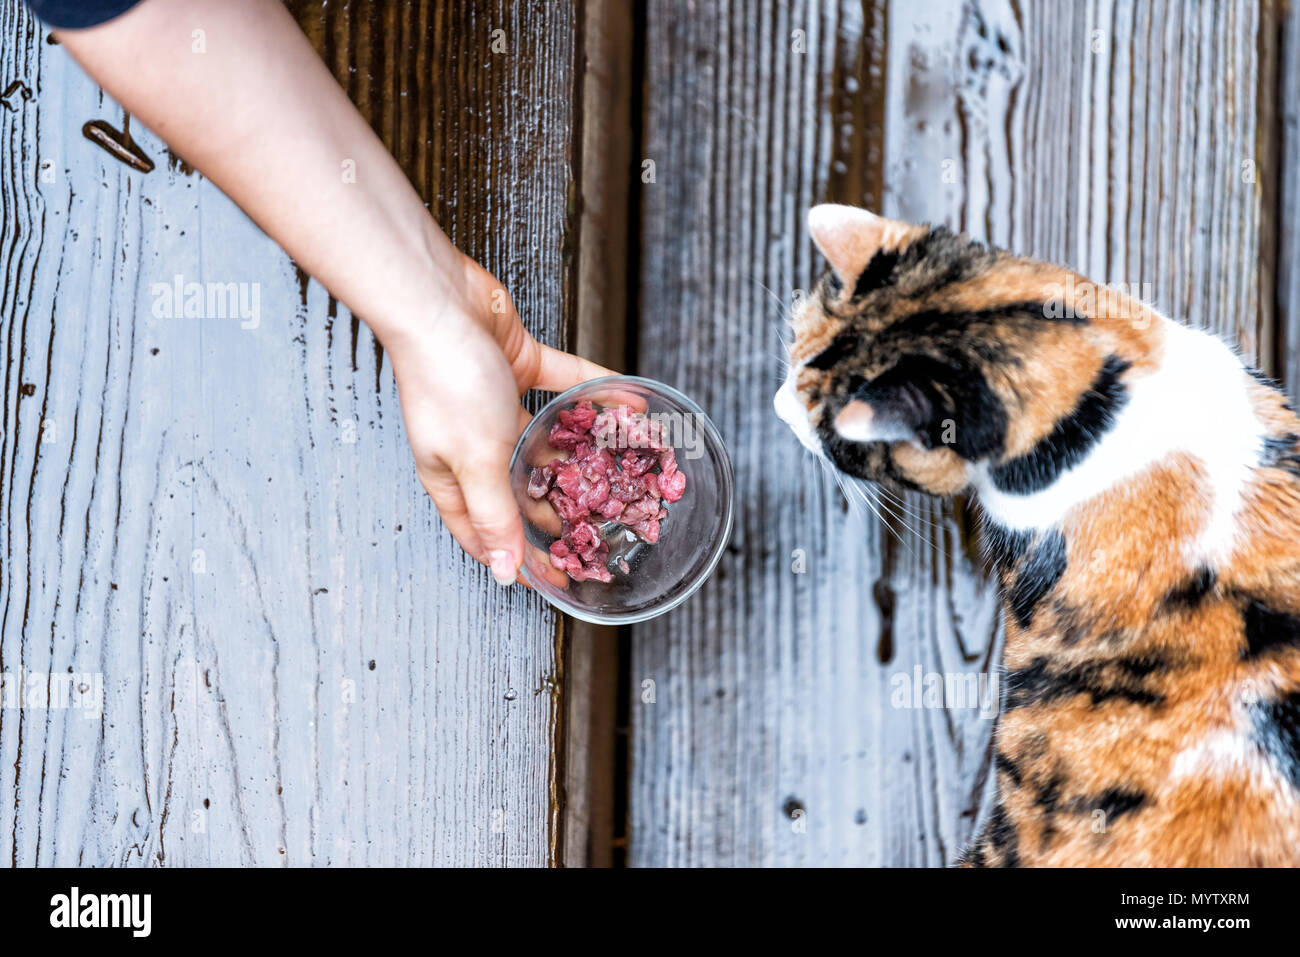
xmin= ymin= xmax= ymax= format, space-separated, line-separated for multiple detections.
xmin=775 ymin=204 xmax=1157 ymax=495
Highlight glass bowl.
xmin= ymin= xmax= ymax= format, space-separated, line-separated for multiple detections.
xmin=509 ymin=375 xmax=734 ymax=624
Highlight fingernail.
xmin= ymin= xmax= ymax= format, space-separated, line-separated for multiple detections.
xmin=488 ymin=550 xmax=517 ymax=587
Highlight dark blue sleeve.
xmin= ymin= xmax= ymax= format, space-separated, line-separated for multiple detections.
xmin=24 ymin=0 xmax=145 ymax=29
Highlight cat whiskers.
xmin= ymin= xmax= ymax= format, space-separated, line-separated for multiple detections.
xmin=750 ymin=276 xmax=795 ymax=323
xmin=871 ymin=482 xmax=949 ymax=533
xmin=784 ymin=418 xmax=959 ymax=565
xmin=842 ymin=473 xmax=960 ymax=563
xmin=750 ymin=277 xmax=797 ymax=382
xmin=819 ymin=461 xmax=921 ymax=560
xmin=868 ymin=480 xmax=950 ymax=535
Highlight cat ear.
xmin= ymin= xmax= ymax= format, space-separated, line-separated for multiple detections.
xmin=833 ymin=400 xmax=917 ymax=444
xmin=807 ymin=204 xmax=909 ymax=288
xmin=833 ymin=400 xmax=882 ymax=442
xmin=833 ymin=381 xmax=934 ymax=444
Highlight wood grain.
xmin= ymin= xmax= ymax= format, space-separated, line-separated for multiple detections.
xmin=3 ymin=0 xmax=1292 ymax=871
xmin=562 ymin=0 xmax=637 ymax=868
xmin=0 ymin=0 xmax=579 ymax=866
xmin=1278 ymin=0 xmax=1300 ymax=400
xmin=630 ymin=0 xmax=1280 ymax=866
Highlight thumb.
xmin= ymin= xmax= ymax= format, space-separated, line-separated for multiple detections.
xmin=454 ymin=456 xmax=526 ymax=586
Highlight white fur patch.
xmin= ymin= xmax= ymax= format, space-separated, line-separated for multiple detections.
xmin=774 ymin=374 xmax=822 ymax=455
xmin=1170 ymin=725 xmax=1298 ymax=805
xmin=834 ymin=399 xmax=915 ymax=444
xmin=1171 ymin=728 xmax=1258 ymax=779
xmin=973 ymin=318 xmax=1265 ymax=566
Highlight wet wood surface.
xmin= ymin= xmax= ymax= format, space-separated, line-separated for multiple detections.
xmin=630 ymin=0 xmax=1288 ymax=866
xmin=0 ymin=0 xmax=582 ymax=866
xmin=1279 ymin=0 xmax=1300 ymax=404
xmin=2 ymin=0 xmax=1296 ymax=870
xmin=564 ymin=0 xmax=636 ymax=868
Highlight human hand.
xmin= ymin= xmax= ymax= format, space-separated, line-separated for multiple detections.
xmin=383 ymin=252 xmax=615 ymax=586
xmin=52 ymin=0 xmax=614 ymax=589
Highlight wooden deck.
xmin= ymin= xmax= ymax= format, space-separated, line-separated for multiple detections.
xmin=0 ymin=0 xmax=593 ymax=866
xmin=1 ymin=0 xmax=1297 ymax=867
xmin=631 ymin=0 xmax=1290 ymax=866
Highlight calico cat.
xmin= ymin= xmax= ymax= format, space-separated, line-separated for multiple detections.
xmin=776 ymin=203 xmax=1300 ymax=867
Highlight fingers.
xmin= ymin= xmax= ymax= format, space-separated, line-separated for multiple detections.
xmin=426 ymin=459 xmax=538 ymax=588
xmin=421 ymin=468 xmax=486 ymax=564
xmin=533 ymin=342 xmax=617 ymax=394
xmin=514 ymin=404 xmax=561 ymax=534
xmin=418 ymin=400 xmax=537 ymax=587
xmin=452 ymin=451 xmax=526 ymax=586
xmin=525 ymin=540 xmax=572 ymax=590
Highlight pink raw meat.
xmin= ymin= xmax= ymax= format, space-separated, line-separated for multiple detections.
xmin=527 ymin=399 xmax=688 ymax=583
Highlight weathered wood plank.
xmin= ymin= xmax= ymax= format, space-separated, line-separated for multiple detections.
xmin=0 ymin=0 xmax=579 ymax=866
xmin=562 ymin=0 xmax=637 ymax=868
xmin=1279 ymin=0 xmax=1300 ymax=400
xmin=631 ymin=0 xmax=1277 ymax=867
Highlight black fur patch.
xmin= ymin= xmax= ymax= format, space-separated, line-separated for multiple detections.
xmin=853 ymin=248 xmax=901 ymax=298
xmin=889 ymin=226 xmax=1000 ymax=302
xmin=1250 ymin=691 xmax=1300 ymax=790
xmin=1113 ymin=651 xmax=1174 ymax=680
xmin=817 ymin=431 xmax=918 ymax=490
xmin=989 ymin=355 xmax=1131 ymax=495
xmin=856 ymin=354 xmax=1009 ymax=459
xmin=1163 ymin=568 xmax=1216 ymax=610
xmin=982 ymin=523 xmax=1035 ymax=573
xmin=995 ymin=750 xmax=1023 ymax=787
xmin=1006 ymin=531 xmax=1068 ymax=630
xmin=1091 ymin=786 xmax=1148 ymax=821
xmin=985 ymin=802 xmax=1020 ymax=867
xmin=819 ymin=354 xmax=1010 ymax=476
xmin=1031 ymin=772 xmax=1066 ymax=849
xmin=1241 ymin=600 xmax=1300 ymax=658
xmin=881 ymin=300 xmax=1078 ymax=348
xmin=853 ymin=365 xmax=936 ymax=438
xmin=921 ymin=359 xmax=1008 ymax=460
xmin=1006 ymin=657 xmax=1165 ymax=710
xmin=1261 ymin=433 xmax=1300 ymax=478
xmin=1051 ymin=601 xmax=1091 ymax=646
xmin=805 ymin=332 xmax=859 ymax=371
xmin=816 ymin=226 xmax=1002 ymax=319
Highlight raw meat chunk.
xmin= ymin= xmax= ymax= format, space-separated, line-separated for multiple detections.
xmin=527 ymin=399 xmax=688 ymax=583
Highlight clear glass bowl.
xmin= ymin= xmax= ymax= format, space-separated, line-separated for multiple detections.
xmin=509 ymin=375 xmax=734 ymax=624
